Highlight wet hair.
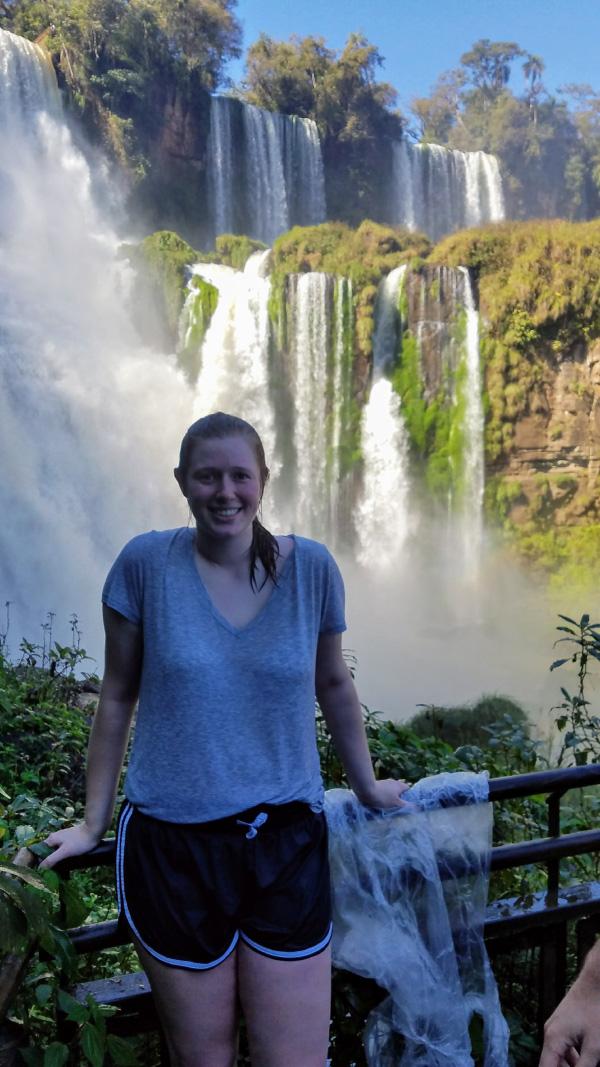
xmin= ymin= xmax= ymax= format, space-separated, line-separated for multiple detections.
xmin=177 ymin=412 xmax=279 ymax=590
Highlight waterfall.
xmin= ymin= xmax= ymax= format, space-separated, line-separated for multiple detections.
xmin=457 ymin=267 xmax=484 ymax=578
xmin=357 ymin=381 xmax=412 ymax=569
xmin=372 ymin=265 xmax=407 ymax=374
xmin=207 ymin=95 xmax=234 ymax=241
xmin=0 ymin=28 xmax=59 ymax=126
xmin=328 ymin=277 xmax=353 ymax=545
xmin=358 ymin=266 xmax=412 ymax=566
xmin=390 ymin=141 xmax=504 ymax=241
xmin=242 ymin=104 xmax=289 ymax=244
xmin=287 ymin=273 xmax=334 ymax=536
xmin=0 ymin=29 xmax=191 ymax=651
xmin=208 ymin=96 xmax=326 ymax=244
xmin=187 ymin=251 xmax=278 ymax=478
xmin=283 ymin=114 xmax=327 ymax=230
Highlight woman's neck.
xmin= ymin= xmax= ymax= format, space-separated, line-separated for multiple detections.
xmin=194 ymin=527 xmax=253 ymax=571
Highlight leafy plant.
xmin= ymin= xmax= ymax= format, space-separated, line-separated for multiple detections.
xmin=550 ymin=612 xmax=600 ymax=764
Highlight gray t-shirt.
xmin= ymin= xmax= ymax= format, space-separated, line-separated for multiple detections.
xmin=102 ymin=527 xmax=346 ymax=822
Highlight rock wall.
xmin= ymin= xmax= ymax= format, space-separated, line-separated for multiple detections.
xmin=490 ymin=340 xmax=600 ymax=528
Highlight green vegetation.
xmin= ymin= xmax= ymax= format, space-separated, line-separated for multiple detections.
xmin=1 ymin=0 xmax=240 ymax=184
xmin=177 ymin=274 xmax=219 ymax=383
xmin=431 ymin=219 xmax=600 ymax=465
xmin=121 ymin=229 xmax=201 ymax=350
xmin=431 ymin=220 xmax=600 ymax=348
xmin=407 ymin=694 xmax=529 ymax=749
xmin=390 ymin=291 xmax=471 ymax=502
xmin=214 ymin=233 xmax=267 ymax=271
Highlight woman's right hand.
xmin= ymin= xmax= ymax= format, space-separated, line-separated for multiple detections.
xmin=39 ymin=822 xmax=103 ymax=870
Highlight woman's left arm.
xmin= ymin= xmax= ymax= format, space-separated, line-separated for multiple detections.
xmin=315 ymin=631 xmax=408 ymax=809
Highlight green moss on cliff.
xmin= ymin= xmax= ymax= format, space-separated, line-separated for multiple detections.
xmin=121 ymin=229 xmax=201 ymax=350
xmin=430 ymin=220 xmax=600 ymax=464
xmin=177 ymin=276 xmax=219 ymax=383
xmin=215 ymin=234 xmax=268 ymax=270
xmin=512 ymin=525 xmax=600 ymax=593
xmin=391 ymin=301 xmax=470 ymax=502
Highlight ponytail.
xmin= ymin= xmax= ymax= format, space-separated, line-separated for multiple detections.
xmin=250 ymin=517 xmax=280 ymax=591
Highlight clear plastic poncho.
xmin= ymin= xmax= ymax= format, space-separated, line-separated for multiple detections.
xmin=325 ymin=772 xmax=510 ymax=1067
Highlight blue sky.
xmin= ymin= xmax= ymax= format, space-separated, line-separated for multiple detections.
xmin=226 ymin=0 xmax=600 ymax=117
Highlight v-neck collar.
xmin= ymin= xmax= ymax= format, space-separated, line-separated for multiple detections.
xmin=186 ymin=529 xmax=296 ymax=636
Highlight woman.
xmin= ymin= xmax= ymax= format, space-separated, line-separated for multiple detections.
xmin=41 ymin=412 xmax=407 ymax=1067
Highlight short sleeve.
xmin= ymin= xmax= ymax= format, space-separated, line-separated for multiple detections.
xmin=320 ymin=550 xmax=347 ymax=634
xmin=102 ymin=536 xmax=145 ymax=624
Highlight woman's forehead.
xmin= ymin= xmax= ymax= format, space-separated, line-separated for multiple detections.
xmin=187 ymin=434 xmax=258 ymax=469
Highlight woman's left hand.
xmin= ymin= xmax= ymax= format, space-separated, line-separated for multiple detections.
xmin=356 ymin=778 xmax=411 ymax=809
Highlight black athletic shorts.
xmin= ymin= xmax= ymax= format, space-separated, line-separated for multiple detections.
xmin=116 ymin=800 xmax=332 ymax=970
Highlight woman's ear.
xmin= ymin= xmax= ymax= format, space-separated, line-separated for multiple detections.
xmin=174 ymin=467 xmax=186 ymax=496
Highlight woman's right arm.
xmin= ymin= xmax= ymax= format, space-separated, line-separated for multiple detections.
xmin=40 ymin=606 xmax=142 ymax=870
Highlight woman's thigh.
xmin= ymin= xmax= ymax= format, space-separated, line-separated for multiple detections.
xmin=238 ymin=941 xmax=331 ymax=1067
xmin=134 ymin=937 xmax=239 ymax=1067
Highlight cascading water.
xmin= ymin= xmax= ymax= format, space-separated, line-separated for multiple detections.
xmin=390 ymin=141 xmax=505 ymax=241
xmin=242 ymin=104 xmax=289 ymax=244
xmin=207 ymin=95 xmax=234 ymax=242
xmin=208 ymin=96 xmax=326 ymax=244
xmin=357 ymin=380 xmax=412 ymax=569
xmin=287 ymin=273 xmax=334 ymax=537
xmin=358 ymin=266 xmax=412 ymax=567
xmin=328 ymin=277 xmax=353 ymax=546
xmin=283 ymin=114 xmax=327 ymax=233
xmin=0 ymin=28 xmax=191 ymax=653
xmin=183 ymin=250 xmax=278 ymax=482
xmin=457 ymin=266 xmax=484 ymax=580
xmin=372 ymin=265 xmax=407 ymax=374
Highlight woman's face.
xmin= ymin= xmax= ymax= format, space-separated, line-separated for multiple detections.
xmin=176 ymin=435 xmax=263 ymax=542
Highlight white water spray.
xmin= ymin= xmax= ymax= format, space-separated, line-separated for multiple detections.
xmin=0 ymin=29 xmax=192 ymax=653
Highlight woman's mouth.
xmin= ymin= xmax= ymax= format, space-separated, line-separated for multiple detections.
xmin=211 ymin=506 xmax=242 ymax=518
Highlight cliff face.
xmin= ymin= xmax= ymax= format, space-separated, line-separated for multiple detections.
xmin=128 ymin=78 xmax=212 ymax=248
xmin=490 ymin=340 xmax=600 ymax=528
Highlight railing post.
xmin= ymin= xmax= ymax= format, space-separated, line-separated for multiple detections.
xmin=546 ymin=790 xmax=566 ymax=907
xmin=538 ymin=924 xmax=567 ymax=1036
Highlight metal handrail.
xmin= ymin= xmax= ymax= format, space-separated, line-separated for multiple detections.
xmin=53 ymin=763 xmax=600 ymax=876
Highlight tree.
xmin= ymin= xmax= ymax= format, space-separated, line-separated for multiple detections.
xmin=460 ymin=38 xmax=523 ymax=102
xmin=411 ymin=69 xmax=465 ymax=143
xmin=560 ymin=83 xmax=600 ymax=201
xmin=244 ymin=33 xmax=333 ymax=117
xmin=522 ymin=52 xmax=545 ymax=123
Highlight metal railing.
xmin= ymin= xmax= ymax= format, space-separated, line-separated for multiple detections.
xmin=3 ymin=764 xmax=600 ymax=1045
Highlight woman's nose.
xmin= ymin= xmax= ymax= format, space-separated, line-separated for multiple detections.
xmin=215 ymin=475 xmax=234 ymax=495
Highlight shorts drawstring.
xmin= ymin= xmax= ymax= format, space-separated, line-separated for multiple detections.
xmin=236 ymin=811 xmax=269 ymax=839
